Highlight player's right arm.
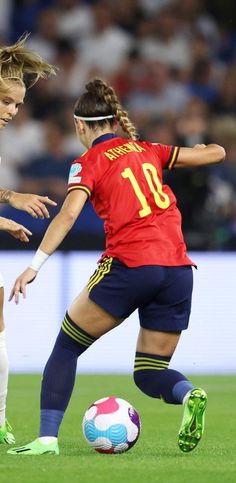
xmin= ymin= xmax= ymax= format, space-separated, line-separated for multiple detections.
xmin=39 ymin=189 xmax=88 ymax=254
xmin=174 ymin=143 xmax=226 ymax=168
xmin=9 ymin=189 xmax=88 ymax=303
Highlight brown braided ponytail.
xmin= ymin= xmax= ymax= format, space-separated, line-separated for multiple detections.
xmin=0 ymin=33 xmax=56 ymax=90
xmin=74 ymin=78 xmax=138 ymax=140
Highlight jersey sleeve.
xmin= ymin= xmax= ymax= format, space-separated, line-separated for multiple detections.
xmin=67 ymin=155 xmax=94 ymax=198
xmin=151 ymin=143 xmax=180 ymax=170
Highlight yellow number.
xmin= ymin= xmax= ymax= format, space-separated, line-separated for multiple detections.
xmin=121 ymin=167 xmax=151 ymax=217
xmin=121 ymin=164 xmax=170 ymax=218
xmin=142 ymin=163 xmax=170 ymax=209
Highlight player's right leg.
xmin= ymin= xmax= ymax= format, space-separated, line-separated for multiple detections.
xmin=178 ymin=387 xmax=207 ymax=452
xmin=8 ymin=257 xmax=125 ymax=455
xmin=8 ymin=286 xmax=122 ymax=455
xmin=133 ymin=328 xmax=207 ymax=452
xmin=0 ymin=281 xmax=15 ymax=445
xmin=133 ymin=265 xmax=207 ymax=453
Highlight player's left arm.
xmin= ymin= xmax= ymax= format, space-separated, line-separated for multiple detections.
xmin=174 ymin=143 xmax=226 ymax=168
xmin=9 ymin=190 xmax=88 ymax=303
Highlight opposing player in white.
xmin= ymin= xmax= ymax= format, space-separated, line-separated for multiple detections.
xmin=0 ymin=35 xmax=56 ymax=444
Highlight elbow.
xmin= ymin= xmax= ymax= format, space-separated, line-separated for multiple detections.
xmin=215 ymin=145 xmax=226 ymax=163
xmin=59 ymin=209 xmax=78 ymax=227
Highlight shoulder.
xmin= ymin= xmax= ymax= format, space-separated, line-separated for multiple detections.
xmin=137 ymin=140 xmax=167 ymax=152
xmin=69 ymin=150 xmax=91 ymax=169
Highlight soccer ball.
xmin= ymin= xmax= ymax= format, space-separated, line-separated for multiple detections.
xmin=82 ymin=396 xmax=141 ymax=453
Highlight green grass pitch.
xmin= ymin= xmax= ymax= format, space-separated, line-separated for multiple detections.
xmin=0 ymin=375 xmax=235 ymax=483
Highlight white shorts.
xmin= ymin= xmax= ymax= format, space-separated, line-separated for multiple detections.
xmin=0 ymin=271 xmax=4 ymax=288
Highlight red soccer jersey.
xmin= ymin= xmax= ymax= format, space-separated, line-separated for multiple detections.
xmin=67 ymin=135 xmax=194 ymax=267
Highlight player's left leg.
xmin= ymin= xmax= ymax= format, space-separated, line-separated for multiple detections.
xmin=0 ymin=283 xmax=15 ymax=445
xmin=8 ymin=287 xmax=122 ymax=455
xmin=133 ymin=327 xmax=207 ymax=452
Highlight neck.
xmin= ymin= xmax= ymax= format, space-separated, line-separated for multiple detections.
xmin=85 ymin=128 xmax=115 ymax=149
xmin=90 ymin=128 xmax=115 ymax=146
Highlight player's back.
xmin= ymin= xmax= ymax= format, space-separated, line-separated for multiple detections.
xmin=68 ymin=135 xmax=193 ymax=267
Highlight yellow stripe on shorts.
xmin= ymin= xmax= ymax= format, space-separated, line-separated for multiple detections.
xmin=87 ymin=256 xmax=113 ymax=292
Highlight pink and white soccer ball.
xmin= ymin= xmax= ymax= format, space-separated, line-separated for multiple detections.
xmin=82 ymin=396 xmax=141 ymax=453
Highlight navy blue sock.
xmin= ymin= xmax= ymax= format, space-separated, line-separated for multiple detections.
xmin=39 ymin=312 xmax=97 ymax=437
xmin=133 ymin=352 xmax=194 ymax=404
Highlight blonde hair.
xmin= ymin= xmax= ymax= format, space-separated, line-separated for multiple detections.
xmin=74 ymin=78 xmax=138 ymax=140
xmin=0 ymin=76 xmax=10 ymax=97
xmin=0 ymin=33 xmax=56 ymax=92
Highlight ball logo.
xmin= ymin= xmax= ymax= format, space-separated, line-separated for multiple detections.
xmin=69 ymin=163 xmax=82 ymax=177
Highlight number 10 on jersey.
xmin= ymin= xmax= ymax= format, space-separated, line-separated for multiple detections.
xmin=121 ymin=163 xmax=170 ymax=218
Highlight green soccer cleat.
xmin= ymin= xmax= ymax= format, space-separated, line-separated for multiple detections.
xmin=7 ymin=438 xmax=59 ymax=455
xmin=178 ymin=388 xmax=207 ymax=453
xmin=0 ymin=420 xmax=16 ymax=444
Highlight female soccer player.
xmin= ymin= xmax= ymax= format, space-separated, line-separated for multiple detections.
xmin=8 ymin=79 xmax=225 ymax=455
xmin=0 ymin=35 xmax=57 ymax=444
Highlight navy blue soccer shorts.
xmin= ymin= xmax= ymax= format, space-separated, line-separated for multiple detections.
xmin=87 ymin=257 xmax=193 ymax=332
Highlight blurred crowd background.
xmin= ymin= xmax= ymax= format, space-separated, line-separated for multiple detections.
xmin=0 ymin=0 xmax=236 ymax=251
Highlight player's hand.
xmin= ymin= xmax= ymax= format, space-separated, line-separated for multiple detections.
xmin=0 ymin=217 xmax=32 ymax=242
xmin=9 ymin=267 xmax=37 ymax=304
xmin=9 ymin=193 xmax=57 ymax=219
